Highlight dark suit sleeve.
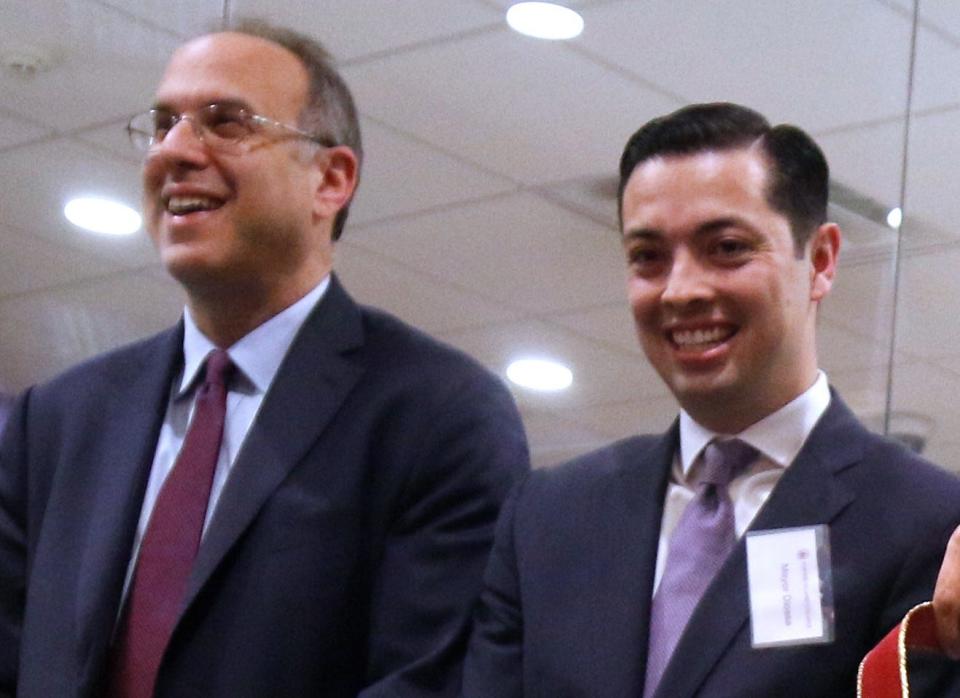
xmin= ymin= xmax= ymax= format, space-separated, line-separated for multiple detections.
xmin=880 ymin=516 xmax=960 ymax=635
xmin=358 ymin=369 xmax=529 ymax=698
xmin=461 ymin=478 xmax=526 ymax=698
xmin=877 ymin=515 xmax=960 ymax=694
xmin=0 ymin=392 xmax=30 ymax=696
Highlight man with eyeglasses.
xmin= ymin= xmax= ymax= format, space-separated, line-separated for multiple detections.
xmin=0 ymin=19 xmax=528 ymax=698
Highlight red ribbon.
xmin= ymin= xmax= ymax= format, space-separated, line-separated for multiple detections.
xmin=858 ymin=602 xmax=942 ymax=697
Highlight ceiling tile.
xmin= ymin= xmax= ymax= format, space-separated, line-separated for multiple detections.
xmin=351 ymin=191 xmax=626 ymax=314
xmin=0 ymin=112 xmax=52 ymax=150
xmin=0 ymin=137 xmax=156 ymax=267
xmin=0 ymin=225 xmax=121 ymax=297
xmin=91 ymin=0 xmax=223 ymax=37
xmin=923 ymin=439 xmax=960 ymax=475
xmin=818 ymin=318 xmax=895 ymax=375
xmin=913 ymin=0 xmax=960 ymax=40
xmin=547 ymin=301 xmax=639 ymax=355
xmin=826 ymin=352 xmax=960 ymax=469
xmin=334 ymin=242 xmax=520 ymax=333
xmin=827 ymin=367 xmax=889 ymax=421
xmin=536 ymin=174 xmax=619 ymax=231
xmin=911 ymin=6 xmax=960 ymax=112
xmin=820 ymin=255 xmax=899 ymax=340
xmin=816 ymin=119 xmax=906 ymax=219
xmin=901 ymin=109 xmax=960 ymax=242
xmin=343 ymin=28 xmax=678 ymax=185
xmin=231 ymin=0 xmax=500 ymax=62
xmin=486 ymin=0 xmax=610 ymax=7
xmin=550 ymin=393 xmax=678 ymax=442
xmin=0 ymin=269 xmax=183 ymax=392
xmin=2 ymin=0 xmax=176 ymax=131
xmin=348 ymin=117 xmax=515 ymax=226
xmin=75 ymin=118 xmax=144 ymax=166
xmin=576 ymin=0 xmax=915 ymax=132
xmin=892 ymin=245 xmax=960 ymax=361
xmin=439 ymin=317 xmax=666 ymax=412
xmin=518 ymin=407 xmax=613 ymax=468
xmin=916 ymin=0 xmax=960 ymax=47
xmin=888 ymin=359 xmax=960 ymax=470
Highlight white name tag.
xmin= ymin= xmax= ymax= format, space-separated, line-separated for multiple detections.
xmin=745 ymin=525 xmax=835 ymax=648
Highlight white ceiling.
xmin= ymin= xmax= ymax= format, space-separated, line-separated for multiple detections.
xmin=2 ymin=0 xmax=959 ymax=469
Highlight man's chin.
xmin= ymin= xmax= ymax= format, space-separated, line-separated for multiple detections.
xmin=669 ymin=371 xmax=741 ymax=412
xmin=668 ymin=363 xmax=732 ymax=392
xmin=160 ymin=252 xmax=223 ymax=290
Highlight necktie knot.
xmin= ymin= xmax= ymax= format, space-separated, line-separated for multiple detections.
xmin=700 ymin=438 xmax=756 ymax=488
xmin=203 ymin=349 xmax=234 ymax=389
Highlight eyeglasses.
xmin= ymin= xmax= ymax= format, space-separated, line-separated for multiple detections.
xmin=126 ymin=103 xmax=335 ymax=152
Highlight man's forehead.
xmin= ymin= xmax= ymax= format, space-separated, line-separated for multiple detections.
xmin=158 ymin=32 xmax=308 ymax=111
xmin=170 ymin=31 xmax=298 ymax=68
xmin=622 ymin=146 xmax=772 ymax=215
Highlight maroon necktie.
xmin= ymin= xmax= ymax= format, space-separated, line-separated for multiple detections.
xmin=108 ymin=349 xmax=234 ymax=698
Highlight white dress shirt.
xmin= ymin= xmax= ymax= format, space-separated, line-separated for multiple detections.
xmin=120 ymin=275 xmax=330 ymax=600
xmin=652 ymin=371 xmax=831 ymax=594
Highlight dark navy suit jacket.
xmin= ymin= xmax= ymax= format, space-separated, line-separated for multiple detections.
xmin=0 ymin=275 xmax=529 ymax=697
xmin=463 ymin=395 xmax=960 ymax=697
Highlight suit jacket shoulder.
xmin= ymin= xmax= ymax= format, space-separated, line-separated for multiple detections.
xmin=465 ymin=429 xmax=676 ymax=698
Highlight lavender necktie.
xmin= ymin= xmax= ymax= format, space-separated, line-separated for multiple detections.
xmin=108 ymin=349 xmax=234 ymax=698
xmin=643 ymin=438 xmax=757 ymax=698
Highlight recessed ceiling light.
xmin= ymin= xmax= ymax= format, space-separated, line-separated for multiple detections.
xmin=64 ymin=196 xmax=141 ymax=236
xmin=506 ymin=358 xmax=573 ymax=392
xmin=506 ymin=2 xmax=584 ymax=40
xmin=886 ymin=207 xmax=902 ymax=229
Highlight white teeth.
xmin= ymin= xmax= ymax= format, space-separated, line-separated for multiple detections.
xmin=166 ymin=196 xmax=220 ymax=215
xmin=672 ymin=327 xmax=730 ymax=347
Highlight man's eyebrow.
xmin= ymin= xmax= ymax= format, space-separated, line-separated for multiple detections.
xmin=622 ymin=228 xmax=662 ymax=243
xmin=694 ymin=216 xmax=761 ymax=239
xmin=622 ymin=216 xmax=756 ymax=244
xmin=149 ymin=98 xmax=253 ymax=112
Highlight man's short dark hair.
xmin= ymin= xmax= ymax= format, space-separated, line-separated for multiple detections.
xmin=617 ymin=102 xmax=828 ymax=252
xmin=224 ymin=18 xmax=363 ymax=241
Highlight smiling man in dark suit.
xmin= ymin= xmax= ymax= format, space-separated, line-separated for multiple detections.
xmin=463 ymin=102 xmax=960 ymax=697
xmin=0 ymin=20 xmax=528 ymax=698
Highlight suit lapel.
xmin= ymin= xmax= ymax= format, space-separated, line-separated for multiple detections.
xmin=74 ymin=326 xmax=184 ymax=689
xmin=611 ymin=427 xmax=677 ymax=690
xmin=182 ymin=276 xmax=365 ymax=611
xmin=654 ymin=395 xmax=864 ymax=698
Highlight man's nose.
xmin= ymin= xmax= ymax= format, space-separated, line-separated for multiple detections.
xmin=151 ymin=115 xmax=210 ymax=165
xmin=661 ymin=249 xmax=713 ymax=308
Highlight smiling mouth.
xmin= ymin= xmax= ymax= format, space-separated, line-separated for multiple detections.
xmin=669 ymin=326 xmax=736 ymax=350
xmin=165 ymin=196 xmax=224 ymax=215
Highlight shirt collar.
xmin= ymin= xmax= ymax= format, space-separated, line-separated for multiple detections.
xmin=177 ymin=275 xmax=330 ymax=398
xmin=678 ymin=370 xmax=831 ymax=476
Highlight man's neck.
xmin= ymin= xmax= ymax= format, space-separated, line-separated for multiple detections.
xmin=682 ymin=373 xmax=820 ymax=435
xmin=185 ymin=273 xmax=329 ymax=348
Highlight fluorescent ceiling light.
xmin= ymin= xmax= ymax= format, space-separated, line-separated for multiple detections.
xmin=64 ymin=196 xmax=141 ymax=236
xmin=506 ymin=358 xmax=573 ymax=392
xmin=886 ymin=207 xmax=902 ymax=229
xmin=506 ymin=2 xmax=584 ymax=40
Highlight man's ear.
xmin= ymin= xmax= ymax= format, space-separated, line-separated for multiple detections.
xmin=809 ymin=222 xmax=841 ymax=302
xmin=312 ymin=145 xmax=358 ymax=222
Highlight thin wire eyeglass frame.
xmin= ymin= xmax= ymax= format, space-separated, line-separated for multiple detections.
xmin=126 ymin=104 xmax=335 ymax=153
